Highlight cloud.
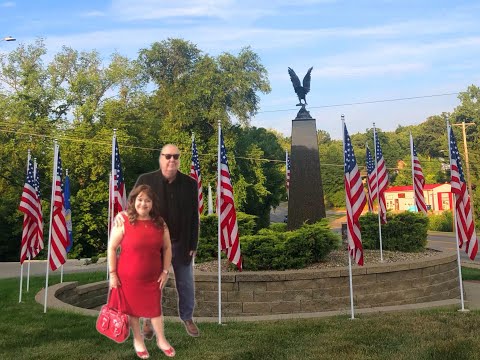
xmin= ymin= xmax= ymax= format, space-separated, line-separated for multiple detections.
xmin=1 ymin=1 xmax=15 ymax=7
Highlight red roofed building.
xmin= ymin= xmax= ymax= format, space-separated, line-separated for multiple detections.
xmin=385 ymin=183 xmax=452 ymax=213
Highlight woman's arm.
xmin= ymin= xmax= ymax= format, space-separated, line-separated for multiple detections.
xmin=158 ymin=225 xmax=173 ymax=289
xmin=108 ymin=222 xmax=124 ymax=288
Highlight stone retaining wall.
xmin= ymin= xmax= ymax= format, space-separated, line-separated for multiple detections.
xmin=47 ymin=252 xmax=460 ymax=317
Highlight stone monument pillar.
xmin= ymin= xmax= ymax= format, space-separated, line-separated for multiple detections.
xmin=287 ymin=106 xmax=326 ymax=230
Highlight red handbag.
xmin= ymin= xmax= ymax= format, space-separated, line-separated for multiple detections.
xmin=96 ymin=287 xmax=130 ymax=343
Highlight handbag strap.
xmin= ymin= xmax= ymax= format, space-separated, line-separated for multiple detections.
xmin=107 ymin=287 xmax=126 ymax=312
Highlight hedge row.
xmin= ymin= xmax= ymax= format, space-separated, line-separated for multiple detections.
xmin=197 ymin=215 xmax=340 ymax=271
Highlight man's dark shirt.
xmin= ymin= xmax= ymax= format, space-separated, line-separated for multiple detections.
xmin=134 ymin=169 xmax=199 ymax=265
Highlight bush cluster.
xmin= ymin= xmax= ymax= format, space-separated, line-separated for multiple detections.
xmin=428 ymin=211 xmax=453 ymax=232
xmin=359 ymin=212 xmax=428 ymax=252
xmin=197 ymin=217 xmax=340 ymax=271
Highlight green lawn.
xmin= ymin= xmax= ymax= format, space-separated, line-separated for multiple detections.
xmin=1 ymin=271 xmax=480 ymax=360
xmin=461 ymin=266 xmax=480 ymax=281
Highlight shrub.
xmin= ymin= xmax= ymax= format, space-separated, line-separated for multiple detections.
xmin=241 ymin=235 xmax=287 ymax=270
xmin=428 ymin=211 xmax=453 ymax=232
xmin=268 ymin=223 xmax=287 ymax=233
xmin=196 ymin=217 xmax=341 ymax=271
xmin=197 ymin=212 xmax=258 ymax=263
xmin=359 ymin=211 xmax=428 ymax=252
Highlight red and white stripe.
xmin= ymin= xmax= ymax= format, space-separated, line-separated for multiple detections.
xmin=49 ymin=146 xmax=68 ymax=271
xmin=218 ymin=132 xmax=242 ymax=270
xmin=374 ymin=129 xmax=388 ymax=224
xmin=19 ymin=154 xmax=43 ymax=263
xmin=365 ymin=146 xmax=377 ymax=212
xmin=449 ymin=127 xmax=478 ymax=260
xmin=190 ymin=135 xmax=204 ymax=216
xmin=410 ymin=134 xmax=427 ymax=215
xmin=344 ymin=123 xmax=367 ymax=266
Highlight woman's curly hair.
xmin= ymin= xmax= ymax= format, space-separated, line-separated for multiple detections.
xmin=126 ymin=184 xmax=165 ymax=228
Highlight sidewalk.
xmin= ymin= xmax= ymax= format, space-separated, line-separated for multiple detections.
xmin=0 ymin=258 xmax=107 ymax=279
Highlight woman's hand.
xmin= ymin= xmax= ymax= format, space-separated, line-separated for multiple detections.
xmin=157 ymin=270 xmax=169 ymax=289
xmin=109 ymin=273 xmax=121 ymax=288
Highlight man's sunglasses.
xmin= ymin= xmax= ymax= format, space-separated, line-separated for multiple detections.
xmin=162 ymin=153 xmax=180 ymax=160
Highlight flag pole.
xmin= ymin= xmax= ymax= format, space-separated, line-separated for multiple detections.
xmin=107 ymin=130 xmax=117 ymax=280
xmin=217 ymin=119 xmax=222 ymax=325
xmin=373 ymin=124 xmax=384 ymax=262
xmin=27 ymin=156 xmax=39 ymax=292
xmin=342 ymin=115 xmax=356 ymax=320
xmin=44 ymin=140 xmax=59 ymax=313
xmin=409 ymin=133 xmax=416 ymax=212
xmin=107 ymin=172 xmax=112 ymax=280
xmin=447 ymin=120 xmax=467 ymax=312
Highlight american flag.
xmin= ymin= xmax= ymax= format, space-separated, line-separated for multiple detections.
xmin=49 ymin=147 xmax=68 ymax=271
xmin=218 ymin=131 xmax=242 ymax=270
xmin=449 ymin=127 xmax=478 ymax=260
xmin=112 ymin=137 xmax=127 ymax=217
xmin=410 ymin=135 xmax=427 ymax=215
xmin=374 ymin=129 xmax=388 ymax=224
xmin=344 ymin=124 xmax=367 ymax=266
xmin=190 ymin=135 xmax=204 ymax=216
xmin=286 ymin=151 xmax=291 ymax=198
xmin=365 ymin=146 xmax=377 ymax=212
xmin=18 ymin=154 xmax=43 ymax=263
xmin=32 ymin=159 xmax=44 ymax=258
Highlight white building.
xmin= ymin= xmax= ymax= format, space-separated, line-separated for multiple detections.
xmin=384 ymin=183 xmax=452 ymax=213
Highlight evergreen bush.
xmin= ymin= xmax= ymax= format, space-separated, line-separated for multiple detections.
xmin=359 ymin=211 xmax=428 ymax=252
xmin=196 ymin=217 xmax=340 ymax=270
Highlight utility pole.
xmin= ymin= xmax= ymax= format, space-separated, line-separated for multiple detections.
xmin=451 ymin=121 xmax=475 ymax=205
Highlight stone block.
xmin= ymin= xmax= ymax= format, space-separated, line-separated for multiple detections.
xmin=271 ymin=301 xmax=301 ymax=314
xmin=227 ymin=291 xmax=254 ymax=302
xmin=242 ymin=302 xmax=271 ymax=314
xmin=283 ymin=289 xmax=313 ymax=301
xmin=284 ymin=268 xmax=341 ymax=280
xmin=376 ymin=269 xmax=422 ymax=283
xmin=254 ymin=290 xmax=284 ymax=302
xmin=238 ymin=281 xmax=267 ymax=292
xmin=195 ymin=281 xmax=237 ymax=291
xmin=284 ymin=279 xmax=316 ymax=290
xmin=266 ymin=282 xmax=286 ymax=291
xmin=236 ymin=272 xmax=286 ymax=282
xmin=366 ymin=262 xmax=410 ymax=274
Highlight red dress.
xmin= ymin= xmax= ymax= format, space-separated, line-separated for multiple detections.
xmin=117 ymin=215 xmax=164 ymax=318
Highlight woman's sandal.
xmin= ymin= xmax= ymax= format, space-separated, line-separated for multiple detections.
xmin=134 ymin=348 xmax=150 ymax=359
xmin=158 ymin=344 xmax=175 ymax=358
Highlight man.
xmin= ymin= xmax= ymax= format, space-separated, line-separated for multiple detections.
xmin=134 ymin=144 xmax=200 ymax=338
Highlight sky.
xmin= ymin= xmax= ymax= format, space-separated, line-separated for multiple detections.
xmin=1 ymin=0 xmax=479 ymax=139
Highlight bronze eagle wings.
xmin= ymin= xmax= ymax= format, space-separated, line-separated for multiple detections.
xmin=288 ymin=67 xmax=313 ymax=106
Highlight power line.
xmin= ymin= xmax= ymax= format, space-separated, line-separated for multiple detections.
xmin=257 ymin=92 xmax=460 ymax=114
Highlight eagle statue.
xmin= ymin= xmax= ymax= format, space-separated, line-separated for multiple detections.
xmin=288 ymin=67 xmax=313 ymax=106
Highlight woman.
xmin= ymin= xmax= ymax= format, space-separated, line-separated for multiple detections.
xmin=108 ymin=184 xmax=175 ymax=358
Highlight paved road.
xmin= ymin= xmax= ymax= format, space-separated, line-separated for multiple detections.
xmin=427 ymin=231 xmax=480 ymax=265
